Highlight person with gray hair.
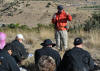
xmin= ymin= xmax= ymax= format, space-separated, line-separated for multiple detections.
xmin=38 ymin=55 xmax=56 ymax=71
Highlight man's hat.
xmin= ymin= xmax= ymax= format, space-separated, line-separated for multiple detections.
xmin=57 ymin=5 xmax=63 ymax=10
xmin=40 ymin=39 xmax=56 ymax=47
xmin=16 ymin=34 xmax=24 ymax=40
xmin=74 ymin=37 xmax=83 ymax=45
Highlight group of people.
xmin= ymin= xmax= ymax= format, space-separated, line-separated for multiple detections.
xmin=0 ymin=32 xmax=95 ymax=71
xmin=0 ymin=32 xmax=28 ymax=71
xmin=34 ymin=38 xmax=94 ymax=71
xmin=0 ymin=5 xmax=95 ymax=71
xmin=34 ymin=5 xmax=95 ymax=71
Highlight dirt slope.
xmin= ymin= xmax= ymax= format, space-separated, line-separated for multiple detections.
xmin=0 ymin=0 xmax=97 ymax=27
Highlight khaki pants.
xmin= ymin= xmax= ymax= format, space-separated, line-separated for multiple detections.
xmin=55 ymin=30 xmax=68 ymax=50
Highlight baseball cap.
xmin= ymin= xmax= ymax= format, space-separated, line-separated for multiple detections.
xmin=74 ymin=37 xmax=83 ymax=45
xmin=16 ymin=34 xmax=24 ymax=40
xmin=57 ymin=5 xmax=63 ymax=11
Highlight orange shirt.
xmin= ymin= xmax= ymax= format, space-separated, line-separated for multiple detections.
xmin=52 ymin=10 xmax=72 ymax=30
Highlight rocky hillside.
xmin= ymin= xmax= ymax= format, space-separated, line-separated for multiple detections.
xmin=0 ymin=0 xmax=99 ymax=27
xmin=0 ymin=0 xmax=100 ymax=71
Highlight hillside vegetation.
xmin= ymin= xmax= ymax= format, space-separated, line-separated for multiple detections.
xmin=0 ymin=0 xmax=99 ymax=27
xmin=0 ymin=0 xmax=100 ymax=71
xmin=0 ymin=12 xmax=100 ymax=71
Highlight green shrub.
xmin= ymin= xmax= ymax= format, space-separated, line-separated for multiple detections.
xmin=20 ymin=25 xmax=30 ymax=30
xmin=26 ymin=4 xmax=30 ymax=7
xmin=68 ymin=12 xmax=100 ymax=32
xmin=71 ymin=14 xmax=77 ymax=19
xmin=77 ymin=5 xmax=100 ymax=10
xmin=68 ymin=24 xmax=84 ymax=32
xmin=84 ymin=12 xmax=100 ymax=31
xmin=46 ymin=2 xmax=51 ymax=8
xmin=83 ymin=5 xmax=100 ymax=9
xmin=8 ymin=23 xmax=20 ymax=28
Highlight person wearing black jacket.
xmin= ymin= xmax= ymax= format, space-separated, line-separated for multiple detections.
xmin=0 ymin=32 xmax=20 ymax=71
xmin=35 ymin=39 xmax=61 ymax=71
xmin=57 ymin=37 xmax=94 ymax=71
xmin=0 ymin=50 xmax=20 ymax=71
xmin=5 ymin=34 xmax=28 ymax=64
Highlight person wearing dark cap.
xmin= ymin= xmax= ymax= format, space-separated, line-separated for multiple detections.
xmin=52 ymin=5 xmax=72 ymax=51
xmin=57 ymin=37 xmax=94 ymax=71
xmin=34 ymin=39 xmax=61 ymax=71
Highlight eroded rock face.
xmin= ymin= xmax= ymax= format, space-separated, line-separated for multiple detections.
xmin=0 ymin=0 xmax=15 ymax=4
xmin=6 ymin=0 xmax=14 ymax=2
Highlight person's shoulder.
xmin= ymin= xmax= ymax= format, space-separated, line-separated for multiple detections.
xmin=9 ymin=40 xmax=18 ymax=46
xmin=10 ymin=40 xmax=19 ymax=47
xmin=35 ymin=48 xmax=42 ymax=53
xmin=5 ymin=52 xmax=13 ymax=59
xmin=0 ymin=50 xmax=6 ymax=55
xmin=75 ymin=48 xmax=90 ymax=56
xmin=82 ymin=49 xmax=90 ymax=55
xmin=12 ymin=40 xmax=21 ymax=45
xmin=0 ymin=51 xmax=8 ymax=64
xmin=53 ymin=49 xmax=59 ymax=53
xmin=51 ymin=48 xmax=60 ymax=55
xmin=44 ymin=47 xmax=59 ymax=54
xmin=4 ymin=43 xmax=12 ymax=50
xmin=14 ymin=40 xmax=24 ymax=47
xmin=49 ymin=47 xmax=58 ymax=52
xmin=0 ymin=50 xmax=11 ymax=59
xmin=5 ymin=51 xmax=18 ymax=65
xmin=65 ymin=49 xmax=72 ymax=55
xmin=62 ymin=10 xmax=66 ymax=13
xmin=77 ymin=47 xmax=88 ymax=53
xmin=11 ymin=40 xmax=17 ymax=43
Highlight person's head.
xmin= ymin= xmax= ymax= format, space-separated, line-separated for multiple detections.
xmin=40 ymin=39 xmax=56 ymax=47
xmin=38 ymin=55 xmax=56 ymax=71
xmin=16 ymin=34 xmax=24 ymax=43
xmin=57 ymin=5 xmax=63 ymax=14
xmin=4 ymin=44 xmax=12 ymax=55
xmin=0 ymin=32 xmax=6 ymax=50
xmin=8 ymin=49 xmax=12 ymax=55
xmin=74 ymin=37 xmax=83 ymax=48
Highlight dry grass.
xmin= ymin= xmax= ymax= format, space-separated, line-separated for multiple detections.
xmin=0 ymin=28 xmax=100 ymax=71
xmin=39 ymin=28 xmax=54 ymax=40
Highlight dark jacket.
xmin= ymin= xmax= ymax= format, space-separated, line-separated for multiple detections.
xmin=35 ymin=47 xmax=61 ymax=69
xmin=0 ymin=50 xmax=20 ymax=71
xmin=58 ymin=47 xmax=94 ymax=71
xmin=4 ymin=40 xmax=28 ymax=63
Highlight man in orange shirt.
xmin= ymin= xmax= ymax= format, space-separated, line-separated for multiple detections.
xmin=52 ymin=5 xmax=72 ymax=51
